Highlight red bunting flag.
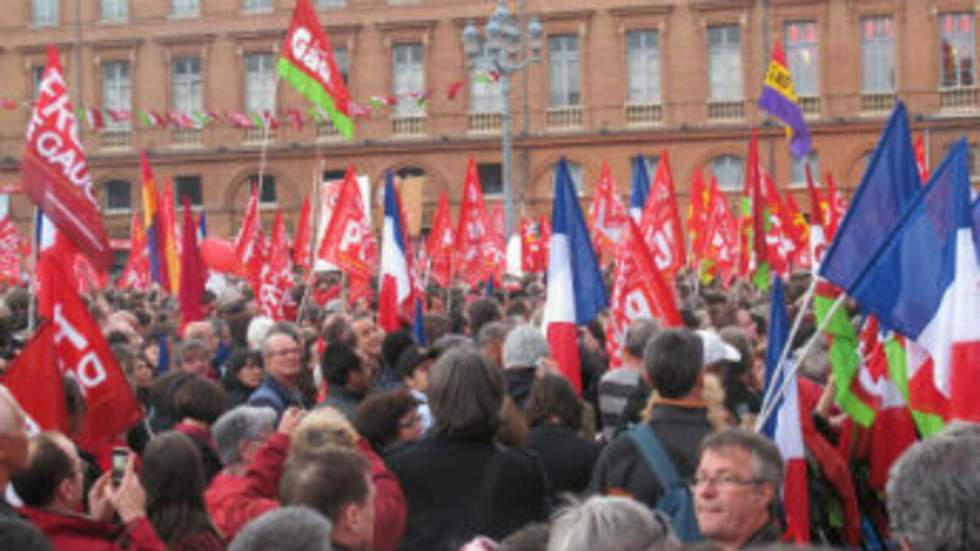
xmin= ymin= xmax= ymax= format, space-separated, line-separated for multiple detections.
xmin=293 ymin=193 xmax=313 ymax=270
xmin=606 ymin=219 xmax=683 ymax=369
xmin=455 ymin=158 xmax=494 ymax=286
xmin=21 ymin=46 xmax=113 ymax=271
xmin=638 ymin=151 xmax=686 ymax=278
xmin=0 ymin=324 xmax=69 ymax=434
xmin=587 ymin=160 xmax=629 ymax=262
xmin=426 ymin=190 xmax=455 ymax=287
xmin=317 ymin=166 xmax=376 ymax=281
xmin=117 ymin=212 xmax=150 ymax=291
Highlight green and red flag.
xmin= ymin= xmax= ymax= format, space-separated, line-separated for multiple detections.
xmin=278 ymin=0 xmax=354 ymax=139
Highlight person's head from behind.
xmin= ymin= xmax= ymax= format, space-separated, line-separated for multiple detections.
xmin=693 ymin=428 xmax=782 ymax=549
xmin=524 ymin=374 xmax=581 ymax=432
xmin=467 ymin=297 xmax=503 ymax=337
xmin=644 ymin=328 xmax=704 ymax=399
xmin=289 ymin=406 xmax=359 ymax=459
xmin=476 ymin=321 xmax=510 ymax=369
xmin=886 ymin=427 xmax=980 ymax=551
xmin=229 ymin=506 xmax=333 ymax=551
xmin=280 ymin=446 xmax=374 ymax=551
xmin=321 ymin=342 xmax=369 ymax=397
xmin=0 ymin=385 xmax=30 ymax=480
xmin=623 ymin=319 xmax=659 ymax=368
xmin=177 ymin=338 xmax=211 ymax=377
xmin=427 ymin=346 xmax=504 ymax=440
xmin=11 ymin=432 xmax=84 ymax=512
xmin=141 ymin=431 xmax=212 ymax=545
xmin=0 ymin=518 xmax=54 ymax=551
xmin=498 ymin=522 xmax=549 ymax=551
xmin=174 ymin=375 xmax=228 ymax=427
xmin=212 ymin=406 xmax=277 ymax=470
xmin=547 ymin=495 xmax=679 ymax=551
xmin=352 ymin=389 xmax=421 ymax=453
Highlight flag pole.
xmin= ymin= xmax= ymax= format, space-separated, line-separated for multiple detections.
xmin=296 ymin=156 xmax=323 ymax=325
xmin=754 ymin=291 xmax=845 ymax=431
xmin=27 ymin=207 xmax=39 ymax=334
xmin=756 ymin=277 xmax=816 ymax=414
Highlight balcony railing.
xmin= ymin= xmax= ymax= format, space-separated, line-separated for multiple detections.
xmin=799 ymin=96 xmax=820 ymax=118
xmin=171 ymin=128 xmax=203 ymax=147
xmin=392 ymin=115 xmax=426 ymax=136
xmin=99 ymin=129 xmax=132 ymax=150
xmin=625 ymin=103 xmax=663 ymax=126
xmin=707 ymin=100 xmax=744 ymax=122
xmin=860 ymin=92 xmax=896 ymax=115
xmin=316 ymin=121 xmax=342 ymax=140
xmin=546 ymin=106 xmax=582 ymax=130
xmin=939 ymin=87 xmax=979 ymax=112
xmin=468 ymin=112 xmax=502 ymax=134
xmin=244 ymin=128 xmax=275 ymax=144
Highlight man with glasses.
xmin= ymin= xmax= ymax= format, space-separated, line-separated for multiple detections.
xmin=692 ymin=428 xmax=783 ymax=550
xmin=249 ymin=328 xmax=309 ymax=420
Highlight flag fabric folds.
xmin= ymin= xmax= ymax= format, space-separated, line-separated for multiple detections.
xmin=141 ymin=151 xmax=171 ymax=291
xmin=455 ymin=158 xmax=494 ymax=287
xmin=379 ymin=172 xmax=414 ymax=332
xmin=848 ymin=139 xmax=980 ymax=422
xmin=544 ymin=158 xmax=609 ymax=393
xmin=293 ymin=193 xmax=313 ymax=270
xmin=427 ymin=190 xmax=455 ymax=287
xmin=638 ymin=152 xmax=686 ymax=277
xmin=629 ymin=155 xmax=650 ymax=221
xmin=587 ymin=160 xmax=628 ymax=260
xmin=0 ymin=324 xmax=69 ymax=434
xmin=758 ymin=40 xmax=811 ymax=158
xmin=819 ymin=102 xmax=920 ymax=293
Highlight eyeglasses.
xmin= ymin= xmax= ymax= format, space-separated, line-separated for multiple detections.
xmin=269 ymin=348 xmax=300 ymax=357
xmin=689 ymin=473 xmax=762 ymax=489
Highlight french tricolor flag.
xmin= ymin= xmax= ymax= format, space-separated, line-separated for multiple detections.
xmin=850 ymin=139 xmax=980 ymax=422
xmin=379 ymin=171 xmax=413 ymax=332
xmin=543 ymin=158 xmax=608 ymax=393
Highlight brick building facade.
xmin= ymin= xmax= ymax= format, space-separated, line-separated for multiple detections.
xmin=0 ymin=0 xmax=977 ymax=269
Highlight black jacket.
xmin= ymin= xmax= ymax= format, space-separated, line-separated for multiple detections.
xmin=504 ymin=368 xmax=536 ymax=411
xmin=589 ymin=404 xmax=713 ymax=506
xmin=524 ymin=424 xmax=600 ymax=498
xmin=386 ymin=434 xmax=547 ymax=551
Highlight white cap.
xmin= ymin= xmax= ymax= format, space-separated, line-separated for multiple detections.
xmin=697 ymin=330 xmax=741 ymax=365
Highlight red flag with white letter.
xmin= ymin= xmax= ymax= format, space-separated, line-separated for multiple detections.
xmin=21 ymin=46 xmax=112 ymax=271
xmin=455 ymin=159 xmax=494 ymax=286
xmin=52 ymin=263 xmax=142 ymax=451
xmin=638 ymin=151 xmax=686 ymax=278
xmin=117 ymin=213 xmax=150 ymax=291
xmin=259 ymin=211 xmax=294 ymax=321
xmin=0 ymin=324 xmax=69 ymax=434
xmin=0 ymin=217 xmax=26 ymax=283
xmin=235 ymin=183 xmax=264 ymax=294
xmin=426 ymin=190 xmax=454 ymax=287
xmin=587 ymin=160 xmax=628 ymax=262
xmin=293 ymin=193 xmax=312 ymax=270
xmin=317 ymin=166 xmax=376 ymax=281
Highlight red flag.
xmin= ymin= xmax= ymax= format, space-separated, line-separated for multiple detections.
xmin=21 ymin=46 xmax=112 ymax=271
xmin=117 ymin=212 xmax=150 ymax=291
xmin=606 ymin=219 xmax=683 ymax=369
xmin=1 ymin=324 xmax=69 ymax=434
xmin=179 ymin=197 xmax=206 ymax=325
xmin=638 ymin=151 xmax=686 ymax=277
xmin=160 ymin=178 xmax=181 ymax=294
xmin=455 ymin=158 xmax=495 ymax=286
xmin=293 ymin=193 xmax=312 ymax=269
xmin=913 ymin=134 xmax=929 ymax=184
xmin=0 ymin=217 xmax=24 ymax=283
xmin=737 ymin=131 xmax=766 ymax=280
xmin=702 ymin=177 xmax=739 ymax=285
xmin=235 ymin=183 xmax=264 ymax=292
xmin=687 ymin=167 xmax=711 ymax=267
xmin=258 ymin=211 xmax=294 ymax=321
xmin=804 ymin=163 xmax=824 ymax=227
xmin=488 ymin=203 xmax=506 ymax=280
xmin=781 ymin=190 xmax=811 ymax=270
xmin=539 ymin=215 xmax=551 ymax=269
xmin=426 ymin=190 xmax=455 ymax=287
xmin=317 ymin=166 xmax=376 ymax=280
xmin=587 ymin=160 xmax=629 ymax=262
xmin=761 ymin=175 xmax=794 ymax=276
xmin=51 ymin=263 xmax=142 ymax=452
xmin=824 ymin=173 xmax=846 ymax=242
xmin=520 ymin=218 xmax=546 ymax=274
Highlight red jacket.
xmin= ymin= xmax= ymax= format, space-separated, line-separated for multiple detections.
xmin=357 ymin=438 xmax=406 ymax=551
xmin=20 ymin=506 xmax=165 ymax=551
xmin=205 ymin=433 xmax=286 ymax=540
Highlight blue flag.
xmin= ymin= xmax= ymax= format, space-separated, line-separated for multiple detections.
xmin=972 ymin=195 xmax=980 ymax=264
xmin=412 ymin=298 xmax=427 ymax=347
xmin=629 ymin=154 xmax=650 ymax=221
xmin=761 ymin=277 xmax=790 ymax=438
xmin=819 ymin=102 xmax=920 ymax=293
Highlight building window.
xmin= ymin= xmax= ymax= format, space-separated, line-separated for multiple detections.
xmin=172 ymin=0 xmax=198 ymax=17
xmin=548 ymin=35 xmax=581 ymax=107
xmin=245 ymin=53 xmax=276 ymax=114
xmin=317 ymin=0 xmax=345 ymax=7
xmin=712 ymin=155 xmax=745 ymax=192
xmin=627 ymin=30 xmax=661 ymax=104
xmin=785 ymin=21 xmax=819 ymax=97
xmin=552 ymin=161 xmax=584 ymax=195
xmin=322 ymin=169 xmax=346 ymax=182
xmin=470 ymin=43 xmax=503 ymax=113
xmin=104 ymin=180 xmax=132 ymax=212
xmin=790 ymin=151 xmax=819 ymax=187
xmin=258 ymin=175 xmax=277 ymax=205
xmin=333 ymin=47 xmax=349 ymax=84
xmin=478 ymin=163 xmax=503 ymax=197
xmin=243 ymin=0 xmax=272 ymax=13
xmin=101 ymin=0 xmax=128 ymax=22
xmin=32 ymin=66 xmax=46 ymax=100
xmin=172 ymin=57 xmax=202 ymax=114
xmin=174 ymin=176 xmax=203 ymax=207
xmin=708 ymin=25 xmax=742 ymax=101
xmin=32 ymin=0 xmax=58 ymax=27
xmin=861 ymin=16 xmax=895 ymax=93
xmin=392 ymin=43 xmax=424 ymax=116
xmin=102 ymin=61 xmax=131 ymax=130
xmin=940 ymin=13 xmax=975 ymax=88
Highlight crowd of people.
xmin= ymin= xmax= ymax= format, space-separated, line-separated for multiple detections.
xmin=0 ymin=269 xmax=977 ymax=551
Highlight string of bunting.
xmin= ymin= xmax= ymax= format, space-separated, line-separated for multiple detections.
xmin=0 ymin=71 xmax=501 ymax=131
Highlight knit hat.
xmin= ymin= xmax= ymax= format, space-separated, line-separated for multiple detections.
xmin=502 ymin=325 xmax=551 ymax=370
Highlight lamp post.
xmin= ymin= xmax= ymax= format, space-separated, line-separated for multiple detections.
xmin=462 ymin=1 xmax=542 ymax=243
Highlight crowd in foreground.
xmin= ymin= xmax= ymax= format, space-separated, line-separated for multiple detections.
xmin=0 ymin=270 xmax=977 ymax=551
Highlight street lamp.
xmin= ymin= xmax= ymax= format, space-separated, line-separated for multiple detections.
xmin=462 ymin=1 xmax=542 ymax=244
